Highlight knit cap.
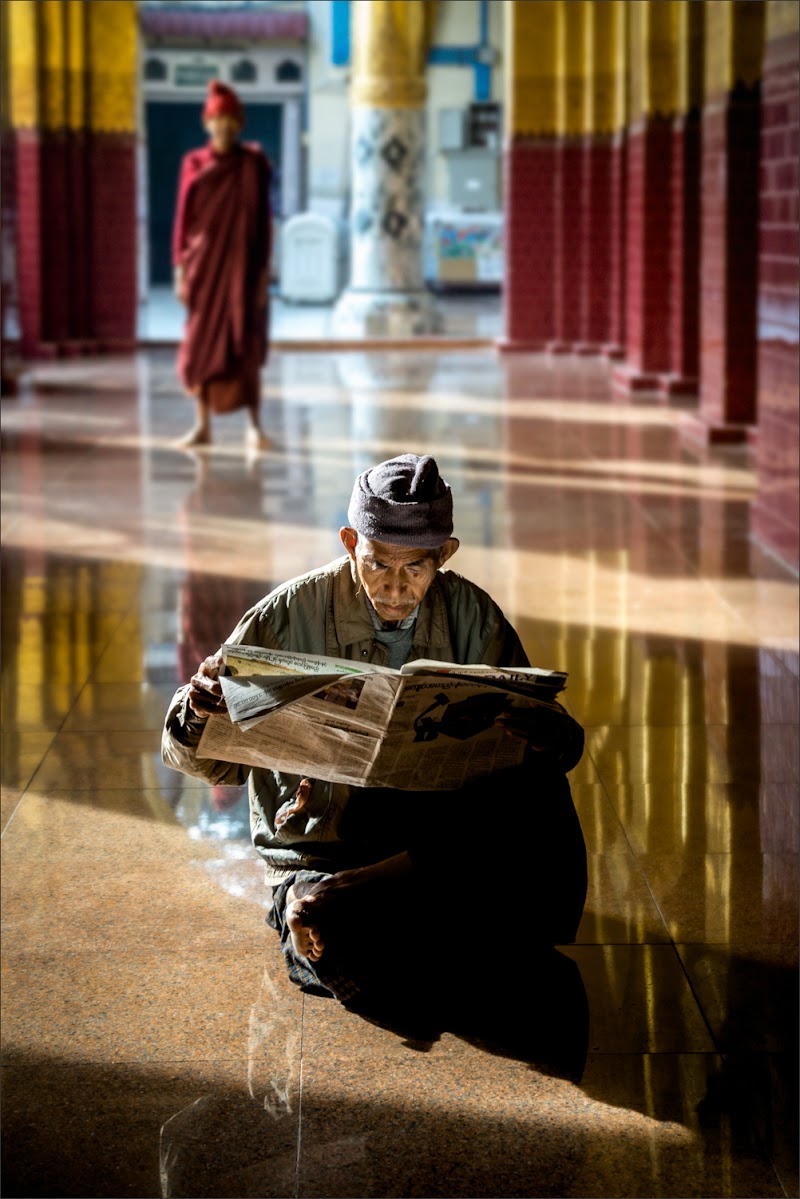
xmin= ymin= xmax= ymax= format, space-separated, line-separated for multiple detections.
xmin=347 ymin=455 xmax=454 ymax=548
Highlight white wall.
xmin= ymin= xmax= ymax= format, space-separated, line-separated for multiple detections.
xmin=305 ymin=0 xmax=505 ymax=216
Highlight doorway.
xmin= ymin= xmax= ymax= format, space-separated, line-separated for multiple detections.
xmin=145 ymin=100 xmax=283 ymax=285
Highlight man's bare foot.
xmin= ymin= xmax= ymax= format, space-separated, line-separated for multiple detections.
xmin=245 ymin=426 xmax=272 ymax=453
xmin=286 ymin=885 xmax=325 ymax=962
xmin=176 ymin=426 xmax=211 ymax=448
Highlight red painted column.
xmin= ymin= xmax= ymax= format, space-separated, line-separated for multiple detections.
xmin=751 ymin=27 xmax=799 ymax=570
xmin=612 ymin=116 xmax=673 ymax=391
xmin=659 ymin=110 xmax=701 ymax=396
xmin=577 ymin=134 xmax=613 ymax=353
xmin=687 ymin=84 xmax=761 ymax=441
xmin=500 ymin=138 xmax=557 ymax=351
xmin=549 ymin=139 xmax=584 ymax=351
xmin=67 ymin=129 xmax=92 ymax=346
xmin=14 ymin=130 xmax=45 ymax=357
xmin=603 ymin=130 xmax=627 ymax=359
xmin=89 ymin=132 xmax=137 ymax=350
xmin=40 ymin=130 xmax=72 ymax=350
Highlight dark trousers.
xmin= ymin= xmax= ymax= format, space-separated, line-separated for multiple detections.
xmin=331 ymin=756 xmax=588 ymax=978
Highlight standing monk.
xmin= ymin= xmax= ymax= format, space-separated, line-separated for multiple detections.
xmin=172 ymin=80 xmax=272 ymax=451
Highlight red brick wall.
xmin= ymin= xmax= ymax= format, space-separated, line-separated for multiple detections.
xmin=552 ymin=140 xmax=583 ymax=348
xmin=580 ymin=135 xmax=613 ymax=349
xmin=699 ymin=87 xmax=761 ymax=428
xmin=669 ymin=112 xmax=700 ymax=384
xmin=502 ymin=138 xmax=557 ymax=349
xmin=89 ymin=133 xmax=137 ymax=347
xmin=41 ymin=132 xmax=72 ymax=346
xmin=606 ymin=132 xmax=627 ymax=354
xmin=624 ymin=117 xmax=673 ymax=377
xmin=68 ymin=131 xmax=91 ymax=343
xmin=14 ymin=131 xmax=44 ymax=355
xmin=13 ymin=128 xmax=136 ymax=354
xmin=752 ymin=30 xmax=799 ymax=570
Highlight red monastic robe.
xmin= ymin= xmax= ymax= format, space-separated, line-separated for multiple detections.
xmin=172 ymin=142 xmax=271 ymax=413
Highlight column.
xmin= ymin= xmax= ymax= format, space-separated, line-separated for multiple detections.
xmin=86 ymin=0 xmax=137 ymax=349
xmin=499 ymin=0 xmax=559 ymax=351
xmin=577 ymin=1 xmax=625 ymax=354
xmin=281 ymin=98 xmax=302 ymax=218
xmin=332 ymin=0 xmax=438 ymax=337
xmin=658 ymin=1 xmax=703 ymax=396
xmin=684 ymin=0 xmax=766 ymax=442
xmin=613 ymin=1 xmax=679 ymax=392
xmin=549 ymin=1 xmax=586 ymax=352
xmin=6 ymin=0 xmax=137 ymax=356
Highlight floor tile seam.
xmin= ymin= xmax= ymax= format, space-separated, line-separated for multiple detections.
xmin=295 ymin=995 xmax=308 ymax=1199
xmin=574 ymin=752 xmax=660 ymax=885
xmin=0 ymin=783 xmax=33 ymax=839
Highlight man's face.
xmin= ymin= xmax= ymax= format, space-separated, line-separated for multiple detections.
xmin=204 ymin=114 xmax=241 ymax=152
xmin=340 ymin=530 xmax=458 ymax=624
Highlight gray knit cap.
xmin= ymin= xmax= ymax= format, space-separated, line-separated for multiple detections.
xmin=347 ymin=454 xmax=454 ymax=548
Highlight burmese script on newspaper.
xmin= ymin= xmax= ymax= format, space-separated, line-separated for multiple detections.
xmin=196 ymin=644 xmax=569 ymax=790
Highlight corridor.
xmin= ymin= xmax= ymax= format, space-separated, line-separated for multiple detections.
xmin=1 ymin=347 xmax=797 ymax=1198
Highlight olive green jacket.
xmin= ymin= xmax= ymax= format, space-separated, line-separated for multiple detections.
xmin=162 ymin=555 xmax=532 ymax=882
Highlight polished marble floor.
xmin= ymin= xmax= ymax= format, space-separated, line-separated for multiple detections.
xmin=137 ymin=287 xmax=503 ymax=343
xmin=1 ymin=348 xmax=798 ymax=1198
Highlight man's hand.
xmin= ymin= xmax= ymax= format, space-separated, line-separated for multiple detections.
xmin=187 ymin=649 xmax=228 ymax=719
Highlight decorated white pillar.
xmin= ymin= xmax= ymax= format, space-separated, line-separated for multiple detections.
xmin=333 ymin=0 xmax=439 ymax=336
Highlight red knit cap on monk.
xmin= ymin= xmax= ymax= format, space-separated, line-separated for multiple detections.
xmin=203 ymin=80 xmax=244 ymax=124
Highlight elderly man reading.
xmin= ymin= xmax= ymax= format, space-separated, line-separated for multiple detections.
xmin=163 ymin=455 xmax=587 ymax=1005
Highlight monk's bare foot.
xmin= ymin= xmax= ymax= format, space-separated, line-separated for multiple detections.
xmin=286 ymin=886 xmax=325 ymax=962
xmin=176 ymin=426 xmax=211 ymax=448
xmin=245 ymin=426 xmax=272 ymax=453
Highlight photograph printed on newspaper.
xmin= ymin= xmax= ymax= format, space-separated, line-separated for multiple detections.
xmin=196 ymin=645 xmax=569 ymax=790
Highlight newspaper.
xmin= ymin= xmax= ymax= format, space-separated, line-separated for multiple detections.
xmin=196 ymin=644 xmax=569 ymax=791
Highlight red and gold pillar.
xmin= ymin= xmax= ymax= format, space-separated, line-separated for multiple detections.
xmin=86 ymin=0 xmax=137 ymax=349
xmin=687 ymin=0 xmax=766 ymax=441
xmin=6 ymin=0 xmax=136 ymax=357
xmin=659 ymin=1 xmax=704 ymax=395
xmin=613 ymin=1 xmax=679 ymax=391
xmin=549 ymin=1 xmax=587 ymax=352
xmin=578 ymin=0 xmax=626 ymax=355
xmin=500 ymin=0 xmax=559 ymax=350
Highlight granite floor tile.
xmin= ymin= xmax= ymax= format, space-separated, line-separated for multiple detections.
xmin=560 ymin=945 xmax=715 ymax=1053
xmin=2 ymin=348 xmax=797 ymax=1198
xmin=15 ymin=728 xmax=168 ymax=790
xmin=1 ymin=1057 xmax=299 ymax=1199
xmin=636 ymin=852 xmax=799 ymax=948
xmin=0 ymin=786 xmax=24 ymax=831
xmin=0 ymin=731 xmax=59 ymax=789
xmin=59 ymin=683 xmax=178 ymax=732
xmin=607 ymin=781 xmax=800 ymax=856
xmin=675 ymin=943 xmax=799 ymax=1050
xmin=0 ymin=681 xmax=85 ymax=732
xmin=1 ymin=945 xmax=300 ymax=1064
xmin=296 ymin=997 xmax=778 ymax=1198
xmin=577 ymin=853 xmax=671 ymax=944
xmin=569 ymin=783 xmax=633 ymax=854
xmin=1 ymin=856 xmax=274 ymax=955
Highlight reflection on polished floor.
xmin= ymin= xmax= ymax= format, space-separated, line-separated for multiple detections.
xmin=1 ymin=348 xmax=798 ymax=1199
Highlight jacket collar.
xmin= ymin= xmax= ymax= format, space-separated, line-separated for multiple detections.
xmin=332 ymin=556 xmax=452 ymax=654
